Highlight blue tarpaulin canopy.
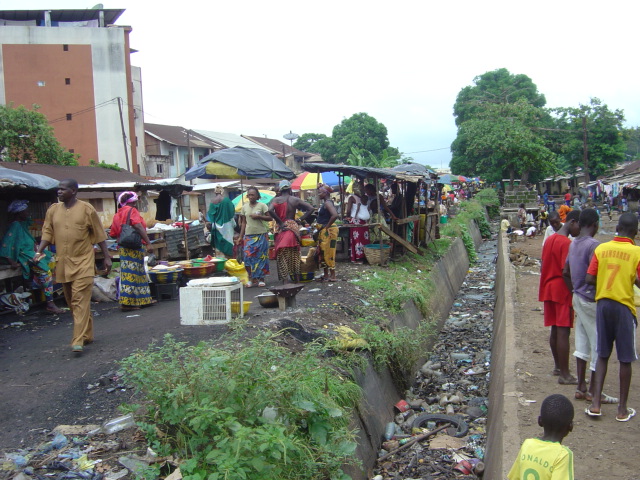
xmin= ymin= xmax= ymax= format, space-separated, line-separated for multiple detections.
xmin=185 ymin=147 xmax=295 ymax=180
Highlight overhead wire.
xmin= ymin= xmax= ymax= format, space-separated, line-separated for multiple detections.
xmin=48 ymin=97 xmax=119 ymax=124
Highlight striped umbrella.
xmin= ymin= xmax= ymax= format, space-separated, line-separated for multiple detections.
xmin=291 ymin=171 xmax=348 ymax=190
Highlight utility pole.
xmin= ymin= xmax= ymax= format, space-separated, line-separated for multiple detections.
xmin=582 ymin=116 xmax=589 ymax=185
xmin=186 ymin=129 xmax=193 ymax=185
xmin=117 ymin=97 xmax=131 ymax=171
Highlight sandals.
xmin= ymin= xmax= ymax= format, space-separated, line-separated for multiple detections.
xmin=575 ymin=390 xmax=619 ymax=404
xmin=585 ymin=405 xmax=602 ymax=417
xmin=616 ymin=408 xmax=636 ymax=422
xmin=575 ymin=389 xmax=588 ymax=400
xmin=258 ymin=281 xmax=266 ymax=287
xmin=557 ymin=376 xmax=578 ymax=385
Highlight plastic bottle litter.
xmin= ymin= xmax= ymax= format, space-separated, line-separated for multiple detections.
xmin=90 ymin=413 xmax=136 ymax=435
xmin=384 ymin=421 xmax=396 ymax=440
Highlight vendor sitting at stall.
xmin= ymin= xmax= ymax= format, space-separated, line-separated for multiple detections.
xmin=0 ymin=200 xmax=64 ymax=314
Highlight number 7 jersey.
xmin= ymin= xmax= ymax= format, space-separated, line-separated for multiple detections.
xmin=587 ymin=236 xmax=640 ymax=315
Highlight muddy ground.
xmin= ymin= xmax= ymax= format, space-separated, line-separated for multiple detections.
xmin=0 ymin=259 xmax=377 ymax=453
xmin=509 ymin=212 xmax=640 ymax=480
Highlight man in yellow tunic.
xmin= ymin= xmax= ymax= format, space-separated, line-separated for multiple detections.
xmin=35 ymin=179 xmax=112 ymax=353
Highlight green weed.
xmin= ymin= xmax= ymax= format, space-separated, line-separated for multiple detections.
xmin=121 ymin=334 xmax=361 ymax=480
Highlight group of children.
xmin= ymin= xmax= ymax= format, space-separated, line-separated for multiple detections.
xmin=509 ymin=208 xmax=639 ymax=479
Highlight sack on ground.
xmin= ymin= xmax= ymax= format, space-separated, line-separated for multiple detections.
xmin=92 ymin=276 xmax=118 ymax=302
xmin=301 ymin=247 xmax=318 ymax=273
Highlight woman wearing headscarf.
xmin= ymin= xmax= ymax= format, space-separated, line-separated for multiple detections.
xmin=315 ymin=185 xmax=339 ymax=281
xmin=269 ymin=180 xmax=314 ymax=283
xmin=109 ymin=191 xmax=154 ymax=311
xmin=236 ymin=187 xmax=271 ymax=287
xmin=345 ymin=181 xmax=370 ymax=263
xmin=0 ymin=200 xmax=63 ymax=314
xmin=207 ymin=186 xmax=235 ymax=258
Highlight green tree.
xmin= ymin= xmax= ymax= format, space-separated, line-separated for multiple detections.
xmin=332 ymin=113 xmax=391 ymax=163
xmin=0 ymin=104 xmax=78 ymax=165
xmin=551 ymin=98 xmax=626 ymax=180
xmin=292 ymin=133 xmax=328 ymax=152
xmin=453 ymin=68 xmax=546 ymax=126
xmin=306 ymin=136 xmax=338 ymax=163
xmin=346 ymin=147 xmax=401 ymax=168
xmin=451 ymin=100 xmax=555 ymax=184
xmin=451 ymin=69 xmax=554 ymax=184
xmin=622 ymin=126 xmax=640 ymax=160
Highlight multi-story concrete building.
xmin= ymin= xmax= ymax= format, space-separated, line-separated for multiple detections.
xmin=0 ymin=8 xmax=142 ymax=173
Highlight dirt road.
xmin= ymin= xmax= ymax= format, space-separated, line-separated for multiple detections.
xmin=509 ymin=214 xmax=640 ymax=480
xmin=0 ymin=260 xmax=369 ymax=451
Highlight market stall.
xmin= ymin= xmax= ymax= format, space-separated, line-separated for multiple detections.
xmin=300 ymin=163 xmax=439 ymax=263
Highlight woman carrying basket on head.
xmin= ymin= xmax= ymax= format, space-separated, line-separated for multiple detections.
xmin=109 ymin=191 xmax=155 ymax=311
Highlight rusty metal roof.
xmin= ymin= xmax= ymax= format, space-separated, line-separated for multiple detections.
xmin=0 ymin=9 xmax=125 ymax=25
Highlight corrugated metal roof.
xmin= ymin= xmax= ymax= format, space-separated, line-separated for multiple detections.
xmin=194 ymin=130 xmax=271 ymax=151
xmin=0 ymin=9 xmax=125 ymax=25
xmin=243 ymin=136 xmax=313 ymax=158
xmin=0 ymin=162 xmax=152 ymax=185
xmin=145 ymin=124 xmax=224 ymax=149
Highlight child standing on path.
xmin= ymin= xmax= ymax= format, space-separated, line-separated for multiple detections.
xmin=539 ymin=210 xmax=581 ymax=384
xmin=563 ymin=209 xmax=618 ymax=405
xmin=585 ymin=212 xmax=640 ymax=421
xmin=508 ymin=394 xmax=574 ymax=480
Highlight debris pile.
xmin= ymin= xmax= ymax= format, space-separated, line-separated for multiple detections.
xmin=0 ymin=418 xmax=157 ymax=480
xmin=373 ymin=238 xmax=497 ymax=479
xmin=509 ymin=247 xmax=538 ymax=267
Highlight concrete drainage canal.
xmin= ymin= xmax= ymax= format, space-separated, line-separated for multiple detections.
xmin=356 ymin=234 xmax=498 ymax=480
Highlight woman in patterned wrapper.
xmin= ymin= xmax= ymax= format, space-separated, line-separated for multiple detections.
xmin=0 ymin=200 xmax=64 ymax=314
xmin=345 ymin=181 xmax=370 ymax=263
xmin=109 ymin=191 xmax=155 ymax=311
xmin=268 ymin=180 xmax=314 ymax=283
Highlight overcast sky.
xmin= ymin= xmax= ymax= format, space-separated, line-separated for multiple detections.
xmin=4 ymin=1 xmax=639 ymax=170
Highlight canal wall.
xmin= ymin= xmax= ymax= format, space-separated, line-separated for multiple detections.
xmin=483 ymin=229 xmax=520 ymax=479
xmin=348 ymin=222 xmax=479 ymax=478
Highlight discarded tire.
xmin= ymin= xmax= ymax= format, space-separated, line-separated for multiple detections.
xmin=410 ymin=413 xmax=469 ymax=438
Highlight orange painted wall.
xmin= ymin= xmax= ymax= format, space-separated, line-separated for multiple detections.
xmin=2 ymin=44 xmax=99 ymax=165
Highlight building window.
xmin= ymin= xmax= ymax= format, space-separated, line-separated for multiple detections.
xmin=168 ymin=151 xmax=174 ymax=166
xmin=37 ymin=81 xmax=46 ymax=87
xmin=69 ymin=149 xmax=74 ymax=153
xmin=88 ymin=198 xmax=103 ymax=212
xmin=156 ymin=164 xmax=163 ymax=174
xmin=65 ymin=78 xmax=71 ymax=85
xmin=63 ymin=44 xmax=69 ymax=51
xmin=66 ymin=113 xmax=72 ymax=121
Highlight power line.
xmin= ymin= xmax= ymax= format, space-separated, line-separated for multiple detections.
xmin=48 ymin=98 xmax=118 ymax=124
xmin=404 ymin=147 xmax=450 ymax=154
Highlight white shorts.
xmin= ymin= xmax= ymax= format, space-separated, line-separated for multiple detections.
xmin=573 ymin=295 xmax=597 ymax=371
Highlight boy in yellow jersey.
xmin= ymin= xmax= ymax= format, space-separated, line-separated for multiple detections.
xmin=508 ymin=394 xmax=574 ymax=480
xmin=584 ymin=212 xmax=640 ymax=421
